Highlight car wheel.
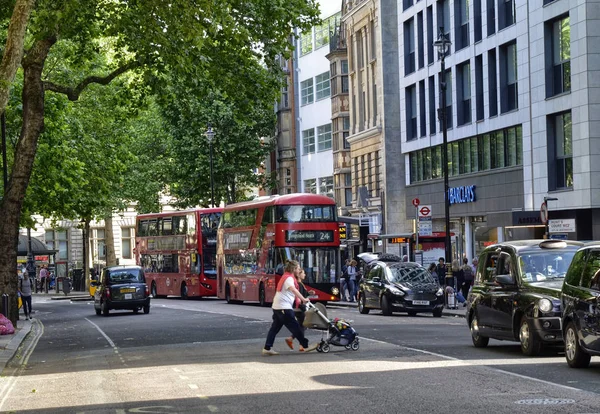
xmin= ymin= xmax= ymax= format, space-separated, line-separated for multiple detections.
xmin=143 ymin=304 xmax=150 ymax=314
xmin=381 ymin=295 xmax=392 ymax=316
xmin=565 ymin=321 xmax=591 ymax=368
xmin=358 ymin=294 xmax=370 ymax=314
xmin=519 ymin=316 xmax=542 ymax=356
xmin=95 ymin=307 xmax=101 ymax=316
xmin=470 ymin=314 xmax=489 ymax=348
xmin=225 ymin=283 xmax=233 ymax=304
xmin=259 ymin=283 xmax=267 ymax=307
xmin=432 ymin=308 xmax=443 ymax=318
xmin=180 ymin=283 xmax=188 ymax=300
xmin=101 ymin=301 xmax=109 ymax=317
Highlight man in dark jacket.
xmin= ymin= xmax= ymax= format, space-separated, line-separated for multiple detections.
xmin=436 ymin=257 xmax=446 ymax=286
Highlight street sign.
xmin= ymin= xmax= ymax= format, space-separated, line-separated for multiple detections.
xmin=418 ymin=205 xmax=432 ymax=218
xmin=550 ymin=233 xmax=568 ymax=240
xmin=412 ymin=198 xmax=420 ymax=207
xmin=549 ymin=218 xmax=576 ymax=233
xmin=418 ymin=220 xmax=433 ymax=236
xmin=540 ymin=202 xmax=548 ymax=224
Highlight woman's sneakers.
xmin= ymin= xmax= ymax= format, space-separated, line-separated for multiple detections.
xmin=261 ymin=348 xmax=279 ymax=356
xmin=285 ymin=337 xmax=294 ymax=350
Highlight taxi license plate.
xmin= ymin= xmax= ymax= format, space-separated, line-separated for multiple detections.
xmin=120 ymin=288 xmax=135 ymax=293
xmin=124 ymin=293 xmax=132 ymax=300
xmin=413 ymin=300 xmax=429 ymax=305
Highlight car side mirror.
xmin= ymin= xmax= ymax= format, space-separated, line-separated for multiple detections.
xmin=495 ymin=274 xmax=515 ymax=286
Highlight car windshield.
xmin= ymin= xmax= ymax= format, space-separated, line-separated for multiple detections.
xmin=519 ymin=251 xmax=576 ymax=282
xmin=386 ymin=265 xmax=438 ymax=287
xmin=108 ymin=269 xmax=144 ymax=284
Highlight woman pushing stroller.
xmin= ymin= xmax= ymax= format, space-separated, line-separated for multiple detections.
xmin=262 ymin=260 xmax=319 ymax=355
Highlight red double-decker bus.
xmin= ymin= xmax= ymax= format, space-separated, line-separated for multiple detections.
xmin=136 ymin=208 xmax=223 ymax=299
xmin=216 ymin=193 xmax=341 ymax=305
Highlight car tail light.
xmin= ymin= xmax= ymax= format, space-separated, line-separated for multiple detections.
xmin=145 ymin=285 xmax=149 ymax=297
xmin=104 ymin=287 xmax=111 ymax=299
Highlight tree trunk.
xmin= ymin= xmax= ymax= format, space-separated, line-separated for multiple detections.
xmin=83 ymin=219 xmax=90 ymax=292
xmin=0 ymin=36 xmax=55 ymax=326
xmin=104 ymin=216 xmax=117 ymax=267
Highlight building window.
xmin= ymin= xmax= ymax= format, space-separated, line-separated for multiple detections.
xmin=404 ymin=18 xmax=416 ymax=75
xmin=442 ymin=69 xmax=453 ymax=129
xmin=56 ymin=230 xmax=68 ymax=261
xmin=315 ymin=71 xmax=331 ymax=100
xmin=406 ymin=84 xmax=418 ymax=141
xmin=547 ymin=15 xmax=570 ymax=97
xmin=457 ymin=60 xmax=471 ymax=126
xmin=304 ymin=179 xmax=317 ymax=194
xmin=45 ymin=230 xmax=55 ymax=250
xmin=300 ymin=30 xmax=313 ymax=56
xmin=344 ymin=173 xmax=352 ymax=206
xmin=438 ymin=0 xmax=451 ymax=52
xmin=475 ymin=54 xmax=484 ymax=121
xmin=315 ymin=19 xmax=330 ymax=49
xmin=317 ymin=124 xmax=332 ymax=151
xmin=419 ymin=80 xmax=426 ymax=137
xmin=403 ymin=0 xmax=414 ymax=11
xmin=96 ymin=229 xmax=106 ymax=260
xmin=429 ymin=76 xmax=436 ymax=134
xmin=487 ymin=0 xmax=495 ymax=36
xmin=302 ymin=128 xmax=315 ymax=154
xmin=500 ymin=41 xmax=517 ymax=113
xmin=342 ymin=117 xmax=350 ymax=149
xmin=319 ymin=176 xmax=334 ymax=197
xmin=356 ymin=30 xmax=364 ymax=69
xmin=488 ymin=49 xmax=498 ymax=117
xmin=409 ymin=124 xmax=522 ymax=182
xmin=300 ymin=78 xmax=314 ymax=105
xmin=121 ymin=227 xmax=134 ymax=259
xmin=427 ymin=6 xmax=434 ymax=65
xmin=498 ymin=0 xmax=515 ymax=30
xmin=548 ymin=112 xmax=573 ymax=190
xmin=341 ymin=60 xmax=349 ymax=74
xmin=474 ymin=0 xmax=482 ymax=42
xmin=455 ymin=0 xmax=470 ymax=50
xmin=417 ymin=12 xmax=425 ymax=69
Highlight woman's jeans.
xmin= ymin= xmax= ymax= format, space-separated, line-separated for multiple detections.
xmin=22 ymin=295 xmax=32 ymax=316
xmin=264 ymin=309 xmax=309 ymax=350
xmin=348 ymin=280 xmax=356 ymax=301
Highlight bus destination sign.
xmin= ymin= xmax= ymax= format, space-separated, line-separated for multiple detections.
xmin=286 ymin=230 xmax=333 ymax=243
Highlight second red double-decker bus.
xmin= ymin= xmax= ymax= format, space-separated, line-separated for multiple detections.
xmin=136 ymin=208 xmax=222 ymax=299
xmin=216 ymin=193 xmax=341 ymax=305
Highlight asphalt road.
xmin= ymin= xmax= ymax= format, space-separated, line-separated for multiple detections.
xmin=1 ymin=296 xmax=600 ymax=413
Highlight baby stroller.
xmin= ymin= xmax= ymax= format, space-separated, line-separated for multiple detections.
xmin=303 ymin=302 xmax=359 ymax=353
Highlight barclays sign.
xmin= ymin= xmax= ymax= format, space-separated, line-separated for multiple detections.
xmin=449 ymin=185 xmax=476 ymax=205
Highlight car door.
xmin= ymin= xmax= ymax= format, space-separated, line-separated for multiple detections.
xmin=488 ymin=249 xmax=518 ymax=337
xmin=579 ymin=249 xmax=600 ymax=352
xmin=474 ymin=250 xmax=500 ymax=334
xmin=365 ymin=264 xmax=384 ymax=308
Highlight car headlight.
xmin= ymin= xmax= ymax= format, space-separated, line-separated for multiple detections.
xmin=388 ymin=286 xmax=405 ymax=296
xmin=436 ymin=288 xmax=444 ymax=297
xmin=331 ymin=287 xmax=339 ymax=296
xmin=538 ymin=298 xmax=553 ymax=312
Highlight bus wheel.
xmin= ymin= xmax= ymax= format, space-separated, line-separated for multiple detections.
xmin=259 ymin=284 xmax=267 ymax=307
xmin=225 ymin=283 xmax=233 ymax=304
xmin=180 ymin=283 xmax=188 ymax=300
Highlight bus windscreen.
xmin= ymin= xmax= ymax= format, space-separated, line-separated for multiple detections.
xmin=275 ymin=205 xmax=336 ymax=223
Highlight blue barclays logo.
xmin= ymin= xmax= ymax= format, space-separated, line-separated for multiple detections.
xmin=449 ymin=185 xmax=476 ymax=205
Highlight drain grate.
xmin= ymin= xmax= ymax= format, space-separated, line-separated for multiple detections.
xmin=515 ymin=399 xmax=575 ymax=405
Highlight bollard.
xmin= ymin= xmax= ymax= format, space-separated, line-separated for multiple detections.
xmin=1 ymin=293 xmax=8 ymax=317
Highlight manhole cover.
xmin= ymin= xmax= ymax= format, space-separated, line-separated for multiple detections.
xmin=515 ymin=399 xmax=575 ymax=405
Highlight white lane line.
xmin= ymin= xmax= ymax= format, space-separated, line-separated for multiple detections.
xmin=85 ymin=318 xmax=117 ymax=350
xmin=188 ymin=384 xmax=199 ymax=389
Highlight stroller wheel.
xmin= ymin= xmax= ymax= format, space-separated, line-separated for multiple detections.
xmin=351 ymin=341 xmax=359 ymax=351
xmin=321 ymin=344 xmax=330 ymax=353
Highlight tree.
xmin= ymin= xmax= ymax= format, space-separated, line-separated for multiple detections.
xmin=0 ymin=0 xmax=320 ymax=325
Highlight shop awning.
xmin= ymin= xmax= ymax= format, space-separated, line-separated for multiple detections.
xmin=17 ymin=235 xmax=58 ymax=256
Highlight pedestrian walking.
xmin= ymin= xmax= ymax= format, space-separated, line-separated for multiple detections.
xmin=39 ymin=265 xmax=49 ymax=293
xmin=347 ymin=260 xmax=358 ymax=302
xmin=471 ymin=258 xmax=478 ymax=275
xmin=461 ymin=257 xmax=474 ymax=299
xmin=19 ymin=272 xmax=33 ymax=320
xmin=285 ymin=268 xmax=309 ymax=350
xmin=340 ymin=259 xmax=350 ymax=301
xmin=262 ymin=260 xmax=319 ymax=355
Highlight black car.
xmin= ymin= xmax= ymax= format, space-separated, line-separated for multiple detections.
xmin=561 ymin=242 xmax=600 ymax=368
xmin=357 ymin=253 xmax=445 ymax=317
xmin=93 ymin=265 xmax=151 ymax=316
xmin=467 ymin=240 xmax=582 ymax=356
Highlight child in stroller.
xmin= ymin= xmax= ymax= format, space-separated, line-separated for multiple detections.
xmin=303 ymin=302 xmax=359 ymax=353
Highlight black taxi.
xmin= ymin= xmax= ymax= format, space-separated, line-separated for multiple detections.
xmin=93 ymin=265 xmax=151 ymax=316
xmin=466 ymin=240 xmax=582 ymax=356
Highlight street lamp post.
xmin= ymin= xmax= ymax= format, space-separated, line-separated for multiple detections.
xmin=204 ymin=124 xmax=216 ymax=208
xmin=434 ymin=28 xmax=452 ymax=272
xmin=544 ymin=196 xmax=558 ymax=239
